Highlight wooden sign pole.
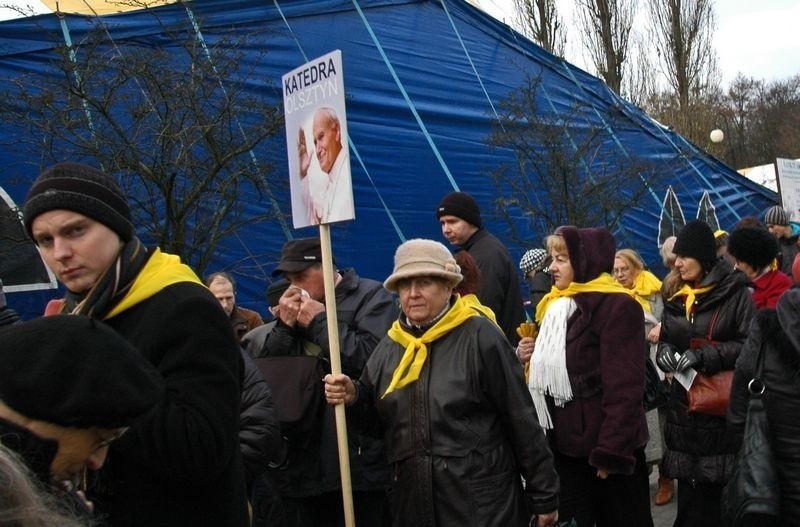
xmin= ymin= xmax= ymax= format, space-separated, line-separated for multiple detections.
xmin=319 ymin=223 xmax=356 ymax=527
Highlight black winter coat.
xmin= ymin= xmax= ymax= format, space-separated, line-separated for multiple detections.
xmin=460 ymin=229 xmax=526 ymax=345
xmin=659 ymin=260 xmax=755 ymax=483
xmin=729 ymin=288 xmax=800 ymax=525
xmin=239 ymin=349 xmax=284 ymax=484
xmin=352 ymin=308 xmax=559 ymax=527
xmin=98 ymin=282 xmax=249 ymax=527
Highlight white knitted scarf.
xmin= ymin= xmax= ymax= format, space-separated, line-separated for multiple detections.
xmin=528 ymin=296 xmax=577 ymax=430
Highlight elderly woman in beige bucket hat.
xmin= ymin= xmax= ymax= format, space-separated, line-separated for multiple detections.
xmin=324 ymin=238 xmax=560 ymax=527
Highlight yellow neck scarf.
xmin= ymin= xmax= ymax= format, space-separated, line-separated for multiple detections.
xmin=626 ymin=270 xmax=662 ymax=313
xmin=669 ymin=283 xmax=715 ymax=320
xmin=105 ymin=248 xmax=203 ymax=319
xmin=382 ymin=296 xmax=478 ymax=398
xmin=535 ymin=272 xmax=628 ymax=323
xmin=458 ymin=293 xmax=497 ymax=324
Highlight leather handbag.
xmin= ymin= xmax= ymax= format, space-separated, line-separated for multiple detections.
xmin=721 ymin=341 xmax=780 ymax=526
xmin=686 ymin=308 xmax=733 ymax=417
xmin=686 ymin=369 xmax=734 ymax=417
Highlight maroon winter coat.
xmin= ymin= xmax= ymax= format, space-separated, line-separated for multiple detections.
xmin=547 ymin=227 xmax=649 ymax=475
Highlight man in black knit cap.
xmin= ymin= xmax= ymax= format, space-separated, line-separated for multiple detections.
xmin=436 ymin=191 xmax=526 ymax=344
xmin=23 ymin=162 xmax=249 ymax=526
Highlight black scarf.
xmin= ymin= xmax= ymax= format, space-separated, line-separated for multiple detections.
xmin=64 ymin=238 xmax=150 ymax=319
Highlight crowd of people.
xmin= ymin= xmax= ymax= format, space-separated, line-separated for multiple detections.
xmin=1 ymin=163 xmax=799 ymax=527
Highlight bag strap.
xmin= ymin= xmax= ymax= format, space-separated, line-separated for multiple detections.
xmin=748 ymin=336 xmax=768 ymax=396
xmin=705 ymin=306 xmax=721 ymax=341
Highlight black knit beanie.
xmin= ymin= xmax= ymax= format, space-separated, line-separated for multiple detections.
xmin=673 ymin=220 xmax=717 ymax=267
xmin=0 ymin=315 xmax=164 ymax=428
xmin=23 ymin=162 xmax=133 ymax=242
xmin=727 ymin=227 xmax=778 ymax=270
xmin=436 ymin=192 xmax=482 ymax=228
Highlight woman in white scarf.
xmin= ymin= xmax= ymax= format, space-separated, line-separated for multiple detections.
xmin=526 ymin=226 xmax=653 ymax=527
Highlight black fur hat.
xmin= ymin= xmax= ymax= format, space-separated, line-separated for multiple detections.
xmin=727 ymin=227 xmax=778 ymax=271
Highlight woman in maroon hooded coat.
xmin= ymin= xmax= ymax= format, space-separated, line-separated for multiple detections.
xmin=528 ymin=226 xmax=652 ymax=526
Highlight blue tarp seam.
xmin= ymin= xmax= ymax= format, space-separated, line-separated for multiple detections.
xmin=58 ymin=15 xmax=101 ymax=155
xmin=350 ymin=0 xmax=459 ymax=191
xmin=439 ymin=0 xmax=501 ymax=126
xmin=440 ymin=1 xmax=552 ymax=226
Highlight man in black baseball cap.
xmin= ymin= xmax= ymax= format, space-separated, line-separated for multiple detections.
xmin=265 ymin=237 xmax=397 ymax=525
xmin=271 ymin=237 xmax=326 ymax=276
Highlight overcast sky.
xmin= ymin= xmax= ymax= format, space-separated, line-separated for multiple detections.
xmin=478 ymin=0 xmax=800 ymax=86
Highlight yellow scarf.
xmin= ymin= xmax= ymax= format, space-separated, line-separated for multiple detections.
xmin=105 ymin=248 xmax=203 ymax=319
xmin=535 ymin=272 xmax=628 ymax=323
xmin=382 ymin=295 xmax=479 ymax=398
xmin=626 ymin=270 xmax=662 ymax=313
xmin=459 ymin=293 xmax=497 ymax=324
xmin=669 ymin=283 xmax=715 ymax=320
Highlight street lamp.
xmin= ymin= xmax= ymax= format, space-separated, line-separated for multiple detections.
xmin=710 ymin=129 xmax=724 ymax=143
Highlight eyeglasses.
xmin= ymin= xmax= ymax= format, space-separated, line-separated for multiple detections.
xmin=612 ymin=266 xmax=630 ymax=275
xmin=95 ymin=427 xmax=129 ymax=451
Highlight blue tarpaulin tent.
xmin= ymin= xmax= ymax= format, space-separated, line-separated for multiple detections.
xmin=0 ymin=0 xmax=776 ymax=318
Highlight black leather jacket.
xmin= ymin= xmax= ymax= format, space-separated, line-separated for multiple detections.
xmin=352 ymin=305 xmax=559 ymax=526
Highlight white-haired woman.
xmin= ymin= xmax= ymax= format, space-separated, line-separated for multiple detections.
xmin=324 ymin=239 xmax=559 ymax=527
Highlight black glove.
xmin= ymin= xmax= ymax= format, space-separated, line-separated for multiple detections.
xmin=268 ymin=436 xmax=291 ymax=470
xmin=656 ymin=343 xmax=681 ymax=373
xmin=675 ymin=349 xmax=703 ymax=373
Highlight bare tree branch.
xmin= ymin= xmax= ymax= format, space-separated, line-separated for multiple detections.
xmin=575 ymin=0 xmax=636 ymax=94
xmin=512 ymin=0 xmax=566 ymax=57
xmin=646 ymin=0 xmax=718 ymax=110
xmin=485 ymin=73 xmax=663 ymax=241
xmin=0 ymin=12 xmax=287 ymax=276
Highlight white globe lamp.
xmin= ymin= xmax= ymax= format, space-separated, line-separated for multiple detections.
xmin=709 ymin=129 xmax=724 ymax=143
